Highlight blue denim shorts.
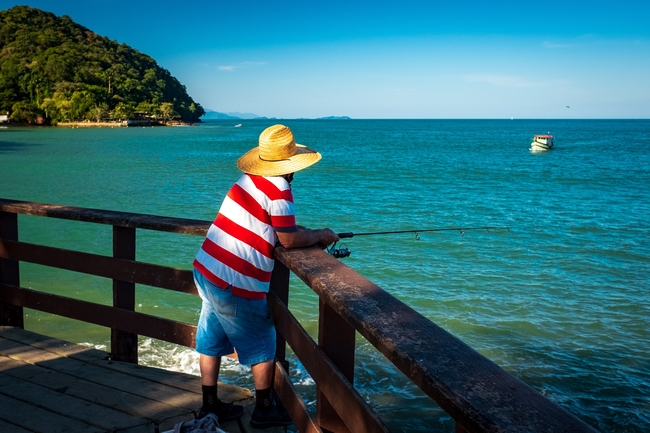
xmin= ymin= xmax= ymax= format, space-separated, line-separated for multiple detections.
xmin=193 ymin=268 xmax=276 ymax=366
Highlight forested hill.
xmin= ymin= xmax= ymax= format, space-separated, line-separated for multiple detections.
xmin=0 ymin=6 xmax=205 ymax=123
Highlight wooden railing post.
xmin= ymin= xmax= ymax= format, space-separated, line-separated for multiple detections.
xmin=270 ymin=258 xmax=290 ymax=370
xmin=0 ymin=211 xmax=23 ymax=328
xmin=317 ymin=299 xmax=356 ymax=433
xmin=111 ymin=225 xmax=137 ymax=363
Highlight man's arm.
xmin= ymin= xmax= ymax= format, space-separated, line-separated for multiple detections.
xmin=276 ymin=228 xmax=340 ymax=249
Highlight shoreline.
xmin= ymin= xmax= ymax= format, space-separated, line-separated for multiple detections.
xmin=57 ymin=121 xmax=128 ymax=128
xmin=2 ymin=120 xmax=200 ymax=128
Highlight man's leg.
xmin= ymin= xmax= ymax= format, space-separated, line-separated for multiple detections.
xmin=194 ymin=270 xmax=243 ymax=420
xmin=250 ymin=359 xmax=292 ymax=428
xmin=251 ymin=359 xmax=274 ymax=410
xmin=251 ymin=359 xmax=273 ymax=390
xmin=200 ymin=354 xmax=221 ymax=386
xmin=198 ymin=354 xmax=244 ymax=421
xmin=199 ymin=354 xmax=221 ymax=415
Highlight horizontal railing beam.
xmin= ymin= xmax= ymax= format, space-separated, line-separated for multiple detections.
xmin=0 ymin=284 xmax=196 ymax=348
xmin=0 ymin=199 xmax=210 ymax=235
xmin=0 ymin=240 xmax=197 ymax=295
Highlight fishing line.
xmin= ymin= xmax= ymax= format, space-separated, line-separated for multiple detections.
xmin=328 ymin=226 xmax=510 ymax=258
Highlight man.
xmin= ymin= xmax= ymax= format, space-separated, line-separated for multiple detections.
xmin=192 ymin=124 xmax=340 ymax=428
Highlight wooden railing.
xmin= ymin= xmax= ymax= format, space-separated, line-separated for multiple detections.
xmin=0 ymin=199 xmax=599 ymax=433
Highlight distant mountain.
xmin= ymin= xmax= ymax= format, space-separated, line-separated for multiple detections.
xmin=201 ymin=111 xmax=240 ymax=120
xmin=202 ymin=110 xmax=349 ymax=120
xmin=226 ymin=111 xmax=265 ymax=119
xmin=202 ymin=110 xmax=267 ymax=120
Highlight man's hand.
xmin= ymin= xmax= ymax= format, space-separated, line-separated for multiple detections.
xmin=315 ymin=229 xmax=340 ymax=249
xmin=276 ymin=228 xmax=340 ymax=250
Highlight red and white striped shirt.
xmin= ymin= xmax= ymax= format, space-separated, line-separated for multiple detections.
xmin=193 ymin=174 xmax=297 ymax=298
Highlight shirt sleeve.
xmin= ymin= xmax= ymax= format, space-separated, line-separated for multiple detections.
xmin=269 ymin=190 xmax=297 ymax=233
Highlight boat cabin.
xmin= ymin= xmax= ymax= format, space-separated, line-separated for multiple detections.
xmin=533 ymin=134 xmax=554 ymax=145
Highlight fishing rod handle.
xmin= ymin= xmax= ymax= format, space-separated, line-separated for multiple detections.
xmin=338 ymin=232 xmax=354 ymax=239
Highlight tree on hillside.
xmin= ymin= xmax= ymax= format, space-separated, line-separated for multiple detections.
xmin=10 ymin=101 xmax=40 ymax=122
xmin=0 ymin=5 xmax=205 ymax=123
xmin=159 ymin=102 xmax=176 ymax=122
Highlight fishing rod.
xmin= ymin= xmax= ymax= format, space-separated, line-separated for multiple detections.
xmin=329 ymin=226 xmax=510 ymax=258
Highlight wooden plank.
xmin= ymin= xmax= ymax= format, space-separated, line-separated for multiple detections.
xmin=0 ymin=337 xmax=202 ymax=412
xmin=0 ymin=356 xmax=191 ymax=428
xmin=0 ymin=325 xmax=112 ymax=362
xmin=0 ymin=418 xmax=33 ymax=433
xmin=0 ymin=199 xmax=210 ymax=236
xmin=276 ymin=246 xmax=599 ymax=433
xmin=0 ymin=326 xmax=252 ymax=402
xmin=0 ymin=327 xmax=288 ymax=433
xmin=0 ymin=392 xmax=105 ymax=433
xmin=92 ymin=360 xmax=252 ymax=402
xmin=0 ymin=373 xmax=153 ymax=432
xmin=163 ymin=399 xmax=287 ymax=433
xmin=239 ymin=400 xmax=288 ymax=433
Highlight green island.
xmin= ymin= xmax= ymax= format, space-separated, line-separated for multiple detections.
xmin=0 ymin=6 xmax=205 ymax=125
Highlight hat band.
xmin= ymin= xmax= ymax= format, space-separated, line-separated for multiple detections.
xmin=259 ymin=156 xmax=291 ymax=162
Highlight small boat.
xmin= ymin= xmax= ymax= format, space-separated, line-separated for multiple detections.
xmin=530 ymin=134 xmax=554 ymax=152
xmin=234 ymin=123 xmax=242 ymax=128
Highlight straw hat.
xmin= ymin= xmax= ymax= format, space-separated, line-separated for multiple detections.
xmin=237 ymin=124 xmax=322 ymax=176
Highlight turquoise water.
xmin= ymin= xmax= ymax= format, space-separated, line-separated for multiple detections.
xmin=1 ymin=120 xmax=649 ymax=432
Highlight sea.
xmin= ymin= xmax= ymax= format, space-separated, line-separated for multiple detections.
xmin=1 ymin=119 xmax=649 ymax=432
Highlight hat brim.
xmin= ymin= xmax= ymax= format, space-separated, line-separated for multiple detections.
xmin=237 ymin=144 xmax=322 ymax=176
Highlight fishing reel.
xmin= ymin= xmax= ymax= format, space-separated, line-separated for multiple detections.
xmin=328 ymin=242 xmax=351 ymax=258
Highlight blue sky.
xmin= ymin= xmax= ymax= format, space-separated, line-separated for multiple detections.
xmin=2 ymin=1 xmax=649 ymax=118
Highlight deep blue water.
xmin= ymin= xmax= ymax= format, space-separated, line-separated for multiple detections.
xmin=1 ymin=119 xmax=649 ymax=432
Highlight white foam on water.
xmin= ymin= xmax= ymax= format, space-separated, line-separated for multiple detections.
xmin=138 ymin=338 xmax=201 ymax=376
xmin=134 ymin=338 xmax=318 ymax=401
xmin=79 ymin=342 xmax=108 ymax=351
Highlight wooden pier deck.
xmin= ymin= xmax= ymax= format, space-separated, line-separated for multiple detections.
xmin=0 ymin=326 xmax=281 ymax=433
